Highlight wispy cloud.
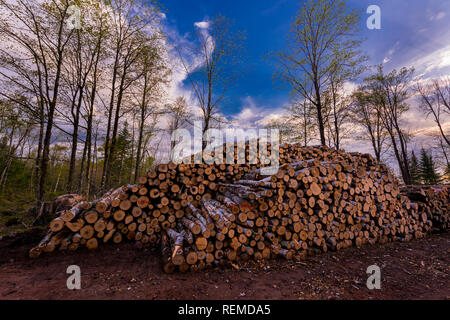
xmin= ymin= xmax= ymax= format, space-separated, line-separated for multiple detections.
xmin=261 ymin=0 xmax=288 ymax=16
xmin=382 ymin=41 xmax=400 ymax=65
xmin=231 ymin=96 xmax=286 ymax=128
xmin=160 ymin=18 xmax=211 ymax=112
xmin=407 ymin=44 xmax=450 ymax=79
xmin=429 ymin=11 xmax=446 ymax=21
xmin=194 ymin=21 xmax=210 ymax=29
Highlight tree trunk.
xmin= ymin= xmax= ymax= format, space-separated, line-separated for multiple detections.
xmin=105 ymin=64 xmax=128 ymax=188
xmin=313 ymin=78 xmax=326 ymax=146
xmin=35 ymin=104 xmax=44 ymax=208
xmin=68 ymin=89 xmax=82 ymax=191
xmin=101 ymin=44 xmax=120 ymax=191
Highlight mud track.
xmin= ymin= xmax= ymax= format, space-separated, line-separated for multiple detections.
xmin=0 ymin=229 xmax=448 ymax=300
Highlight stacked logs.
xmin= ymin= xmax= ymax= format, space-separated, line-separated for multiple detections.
xmin=29 ymin=187 xmax=126 ymax=257
xmin=30 ymin=143 xmax=449 ymax=273
xmin=401 ymin=185 xmax=450 ymax=232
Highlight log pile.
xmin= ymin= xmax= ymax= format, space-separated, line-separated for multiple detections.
xmin=30 ymin=144 xmax=449 ymax=273
xmin=401 ymin=185 xmax=449 ymax=232
xmin=29 ymin=193 xmax=86 ymax=226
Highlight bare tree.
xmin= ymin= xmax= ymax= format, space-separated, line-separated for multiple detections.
xmin=167 ymin=96 xmax=193 ymax=150
xmin=273 ymin=0 xmax=365 ymax=146
xmin=350 ymin=87 xmax=387 ymax=162
xmin=77 ymin=4 xmax=111 ymax=195
xmin=101 ymin=0 xmax=164 ymax=190
xmin=263 ymin=117 xmax=295 ymax=144
xmin=323 ymin=81 xmax=353 ymax=150
xmin=365 ymin=65 xmax=415 ymax=184
xmin=59 ymin=2 xmax=109 ymax=192
xmin=416 ymin=78 xmax=450 ymax=147
xmin=284 ymin=99 xmax=316 ymax=146
xmin=132 ymin=41 xmax=170 ymax=182
xmin=177 ymin=14 xmax=246 ymax=147
xmin=0 ymin=0 xmax=75 ymax=207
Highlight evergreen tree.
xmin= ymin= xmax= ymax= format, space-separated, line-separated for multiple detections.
xmin=443 ymin=164 xmax=450 ymax=184
xmin=409 ymin=151 xmax=421 ymax=185
xmin=419 ymin=148 xmax=440 ymax=185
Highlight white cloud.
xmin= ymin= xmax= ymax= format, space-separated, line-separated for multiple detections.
xmin=194 ymin=21 xmax=210 ymax=29
xmin=158 ymin=17 xmax=218 ymax=118
xmin=382 ymin=41 xmax=400 ymax=65
xmin=159 ymin=18 xmax=209 ymax=116
xmin=231 ymin=96 xmax=286 ymax=128
xmin=435 ymin=12 xmax=446 ymax=20
xmin=430 ymin=11 xmax=446 ymax=21
xmin=342 ymin=81 xmax=358 ymax=95
xmin=193 ymin=19 xmax=215 ymax=61
xmin=407 ymin=44 xmax=450 ymax=76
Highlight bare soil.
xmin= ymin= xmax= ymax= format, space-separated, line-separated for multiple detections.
xmin=0 ymin=229 xmax=449 ymax=300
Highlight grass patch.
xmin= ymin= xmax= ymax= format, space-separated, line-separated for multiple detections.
xmin=0 ymin=190 xmax=39 ymax=237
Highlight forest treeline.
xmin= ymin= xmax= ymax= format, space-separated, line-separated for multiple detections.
xmin=0 ymin=0 xmax=448 ymax=215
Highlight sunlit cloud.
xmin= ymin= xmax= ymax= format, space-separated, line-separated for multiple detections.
xmin=194 ymin=21 xmax=210 ymax=29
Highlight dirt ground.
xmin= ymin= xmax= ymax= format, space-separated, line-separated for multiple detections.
xmin=0 ymin=229 xmax=449 ymax=300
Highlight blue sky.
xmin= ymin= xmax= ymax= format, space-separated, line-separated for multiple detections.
xmin=156 ymin=0 xmax=450 ymax=168
xmin=162 ymin=0 xmax=299 ymax=113
xmin=161 ymin=0 xmax=450 ymax=120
